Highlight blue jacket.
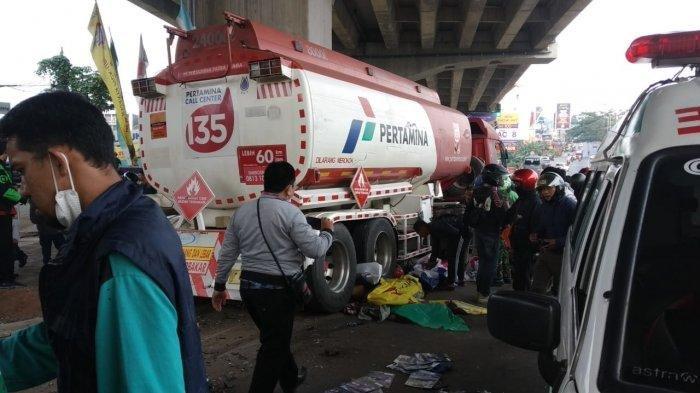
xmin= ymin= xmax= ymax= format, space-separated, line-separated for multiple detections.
xmin=39 ymin=180 xmax=208 ymax=392
xmin=534 ymin=190 xmax=577 ymax=251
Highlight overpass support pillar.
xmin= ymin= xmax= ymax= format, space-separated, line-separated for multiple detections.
xmin=193 ymin=0 xmax=332 ymax=48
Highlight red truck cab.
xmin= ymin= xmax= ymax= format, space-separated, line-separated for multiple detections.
xmin=470 ymin=118 xmax=509 ymax=168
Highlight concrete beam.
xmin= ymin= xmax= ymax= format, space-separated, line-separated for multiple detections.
xmin=532 ymin=0 xmax=592 ymax=50
xmin=469 ymin=64 xmax=496 ymax=111
xmin=450 ymin=69 xmax=464 ymax=109
xmin=419 ymin=0 xmax=440 ymax=49
xmin=370 ymin=0 xmax=400 ymax=49
xmin=332 ymin=0 xmax=359 ymax=49
xmin=487 ymin=65 xmax=529 ymax=111
xmin=459 ymin=0 xmax=487 ymax=49
xmin=357 ymin=43 xmax=556 ymax=81
xmin=394 ymin=5 xmax=548 ymax=24
xmin=494 ymin=0 xmax=540 ymax=50
xmin=127 ymin=0 xmax=178 ymax=26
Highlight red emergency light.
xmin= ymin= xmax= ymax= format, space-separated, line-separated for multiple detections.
xmin=626 ymin=30 xmax=700 ymax=67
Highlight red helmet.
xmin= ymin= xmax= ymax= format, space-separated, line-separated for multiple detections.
xmin=511 ymin=168 xmax=539 ymax=191
xmin=579 ymin=167 xmax=592 ymax=175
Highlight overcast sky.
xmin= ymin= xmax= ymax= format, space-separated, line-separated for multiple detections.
xmin=1 ymin=0 xmax=699 ymax=118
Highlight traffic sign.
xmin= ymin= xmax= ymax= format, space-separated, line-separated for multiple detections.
xmin=173 ymin=171 xmax=215 ymax=222
xmin=350 ymin=167 xmax=371 ymax=209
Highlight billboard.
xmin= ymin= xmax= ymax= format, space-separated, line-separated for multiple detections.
xmin=555 ymin=103 xmax=571 ymax=130
xmin=496 ymin=112 xmax=528 ymax=141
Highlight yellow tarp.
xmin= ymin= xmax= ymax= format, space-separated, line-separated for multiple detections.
xmin=367 ymin=276 xmax=424 ymax=306
xmin=430 ymin=300 xmax=487 ymax=316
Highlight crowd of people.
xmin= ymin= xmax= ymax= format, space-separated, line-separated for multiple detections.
xmin=415 ymin=162 xmax=583 ymax=304
xmin=0 ymin=90 xmax=586 ymax=392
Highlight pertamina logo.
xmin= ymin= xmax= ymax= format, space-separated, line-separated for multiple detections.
xmin=342 ymin=97 xmax=429 ymax=154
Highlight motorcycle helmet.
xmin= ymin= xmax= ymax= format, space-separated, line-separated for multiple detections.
xmin=481 ymin=163 xmax=508 ymax=187
xmin=536 ymin=171 xmax=566 ymax=192
xmin=511 ymin=168 xmax=538 ymax=191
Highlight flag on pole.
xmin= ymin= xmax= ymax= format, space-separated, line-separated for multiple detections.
xmin=176 ymin=0 xmax=194 ymax=30
xmin=88 ymin=3 xmax=134 ymax=165
xmin=137 ymin=34 xmax=149 ymax=79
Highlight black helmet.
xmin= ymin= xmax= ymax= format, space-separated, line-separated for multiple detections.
xmin=482 ymin=163 xmax=508 ymax=187
xmin=536 ymin=171 xmax=565 ymax=191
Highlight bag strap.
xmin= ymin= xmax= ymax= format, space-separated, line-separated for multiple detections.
xmin=256 ymin=199 xmax=293 ymax=291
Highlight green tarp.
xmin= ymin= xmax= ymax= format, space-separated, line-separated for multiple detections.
xmin=391 ymin=304 xmax=470 ymax=332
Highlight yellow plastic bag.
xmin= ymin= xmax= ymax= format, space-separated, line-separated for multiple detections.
xmin=367 ymin=275 xmax=424 ymax=306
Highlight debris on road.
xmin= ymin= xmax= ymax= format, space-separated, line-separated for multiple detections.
xmin=358 ymin=304 xmax=390 ymax=322
xmin=405 ymin=370 xmax=442 ymax=389
xmin=323 ymin=371 xmax=395 ymax=392
xmin=391 ymin=303 xmax=470 ymax=332
xmin=386 ymin=353 xmax=452 ymax=375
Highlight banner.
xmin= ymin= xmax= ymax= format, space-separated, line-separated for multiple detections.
xmin=88 ymin=3 xmax=135 ymax=164
xmin=496 ymin=112 xmax=528 ymax=141
xmin=555 ymin=103 xmax=571 ymax=130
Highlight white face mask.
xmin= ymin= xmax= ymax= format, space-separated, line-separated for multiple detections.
xmin=50 ymin=153 xmax=82 ymax=229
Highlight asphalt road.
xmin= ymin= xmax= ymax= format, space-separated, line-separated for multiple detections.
xmin=4 ymin=233 xmax=546 ymax=393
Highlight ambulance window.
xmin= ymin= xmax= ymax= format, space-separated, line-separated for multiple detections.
xmin=603 ymin=149 xmax=700 ymax=392
xmin=570 ymin=172 xmax=604 ymax=260
xmin=575 ymin=181 xmax=611 ymax=326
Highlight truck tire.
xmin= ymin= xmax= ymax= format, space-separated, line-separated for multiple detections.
xmin=308 ymin=223 xmax=356 ymax=313
xmin=353 ymin=219 xmax=397 ymax=278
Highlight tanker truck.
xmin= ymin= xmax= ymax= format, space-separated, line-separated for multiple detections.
xmin=131 ymin=12 xmax=507 ymax=312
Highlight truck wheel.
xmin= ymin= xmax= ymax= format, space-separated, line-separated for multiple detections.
xmin=308 ymin=223 xmax=356 ymax=313
xmin=353 ymin=219 xmax=397 ymax=278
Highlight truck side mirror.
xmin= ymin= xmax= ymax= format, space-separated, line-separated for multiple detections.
xmin=487 ymin=291 xmax=560 ymax=351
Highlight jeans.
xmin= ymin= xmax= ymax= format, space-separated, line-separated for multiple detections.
xmin=0 ymin=215 xmax=14 ymax=283
xmin=242 ymin=287 xmax=298 ymax=393
xmin=38 ymin=227 xmax=65 ymax=264
xmin=474 ymin=231 xmax=501 ymax=296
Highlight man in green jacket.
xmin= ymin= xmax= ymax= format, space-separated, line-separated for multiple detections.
xmin=0 ymin=92 xmax=208 ymax=392
xmin=0 ymin=144 xmax=22 ymax=288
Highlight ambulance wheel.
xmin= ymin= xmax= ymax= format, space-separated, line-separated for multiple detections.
xmin=353 ymin=219 xmax=397 ymax=278
xmin=308 ymin=223 xmax=356 ymax=313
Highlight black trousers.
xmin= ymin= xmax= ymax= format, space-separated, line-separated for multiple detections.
xmin=38 ymin=227 xmax=65 ymax=264
xmin=241 ymin=287 xmax=298 ymax=393
xmin=510 ymin=246 xmax=535 ymax=291
xmin=0 ymin=215 xmax=14 ymax=282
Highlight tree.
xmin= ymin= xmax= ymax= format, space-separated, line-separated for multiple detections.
xmin=36 ymin=52 xmax=112 ymax=111
xmin=566 ymin=110 xmax=623 ymax=143
xmin=509 ymin=141 xmax=557 ymax=168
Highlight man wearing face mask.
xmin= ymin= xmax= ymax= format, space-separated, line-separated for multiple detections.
xmin=505 ymin=169 xmax=541 ymax=291
xmin=0 ymin=145 xmax=22 ymax=288
xmin=0 ymin=92 xmax=208 ymax=393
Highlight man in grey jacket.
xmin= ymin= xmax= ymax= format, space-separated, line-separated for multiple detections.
xmin=212 ymin=161 xmax=333 ymax=393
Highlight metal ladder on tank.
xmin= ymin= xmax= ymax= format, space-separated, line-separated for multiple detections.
xmin=394 ymin=213 xmax=431 ymax=262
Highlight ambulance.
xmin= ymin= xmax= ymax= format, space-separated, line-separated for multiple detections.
xmin=131 ymin=13 xmax=505 ymax=312
xmin=488 ymin=30 xmax=700 ymax=392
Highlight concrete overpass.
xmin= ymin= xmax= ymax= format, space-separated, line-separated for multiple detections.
xmin=128 ymin=0 xmax=591 ymax=113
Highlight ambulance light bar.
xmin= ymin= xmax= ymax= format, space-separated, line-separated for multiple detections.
xmin=131 ymin=78 xmax=164 ymax=99
xmin=626 ymin=31 xmax=700 ymax=67
xmin=249 ymin=58 xmax=292 ymax=82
